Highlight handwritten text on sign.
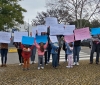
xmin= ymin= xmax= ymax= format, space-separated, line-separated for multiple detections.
xmin=50 ymin=36 xmax=58 ymax=43
xmin=0 ymin=32 xmax=11 ymax=43
xmin=74 ymin=27 xmax=91 ymax=40
xmin=14 ymin=32 xmax=28 ymax=42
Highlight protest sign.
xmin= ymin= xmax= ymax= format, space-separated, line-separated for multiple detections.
xmin=91 ymin=28 xmax=100 ymax=35
xmin=64 ymin=35 xmax=74 ymax=43
xmin=50 ymin=36 xmax=58 ymax=43
xmin=74 ymin=27 xmax=91 ymax=40
xmin=14 ymin=32 xmax=28 ymax=42
xmin=36 ymin=35 xmax=47 ymax=43
xmin=22 ymin=36 xmax=34 ymax=45
xmin=0 ymin=32 xmax=11 ymax=43
xmin=63 ymin=25 xmax=75 ymax=35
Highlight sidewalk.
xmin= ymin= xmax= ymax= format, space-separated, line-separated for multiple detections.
xmin=0 ymin=60 xmax=100 ymax=85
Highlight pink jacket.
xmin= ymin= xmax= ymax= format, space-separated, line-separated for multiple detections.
xmin=35 ymin=41 xmax=48 ymax=56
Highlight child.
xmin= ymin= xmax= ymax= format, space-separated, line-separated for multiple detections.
xmin=21 ymin=44 xmax=34 ymax=71
xmin=65 ymin=42 xmax=73 ymax=68
xmin=35 ymin=40 xmax=48 ymax=69
xmin=51 ymin=42 xmax=59 ymax=69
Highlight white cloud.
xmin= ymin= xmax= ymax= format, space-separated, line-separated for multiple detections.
xmin=19 ymin=0 xmax=47 ymax=24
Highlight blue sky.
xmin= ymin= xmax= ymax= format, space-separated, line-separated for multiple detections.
xmin=19 ymin=0 xmax=47 ymax=24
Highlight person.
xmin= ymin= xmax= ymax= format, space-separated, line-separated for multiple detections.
xmin=47 ymin=26 xmax=51 ymax=63
xmin=65 ymin=42 xmax=74 ymax=68
xmin=89 ymin=35 xmax=100 ymax=64
xmin=13 ymin=42 xmax=23 ymax=65
xmin=63 ymin=40 xmax=67 ymax=62
xmin=73 ymin=40 xmax=81 ymax=65
xmin=35 ymin=40 xmax=48 ymax=70
xmin=21 ymin=44 xmax=34 ymax=71
xmin=0 ymin=43 xmax=8 ymax=67
xmin=51 ymin=42 xmax=59 ymax=69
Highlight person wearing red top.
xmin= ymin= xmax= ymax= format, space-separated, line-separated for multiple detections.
xmin=21 ymin=44 xmax=34 ymax=70
xmin=34 ymin=40 xmax=48 ymax=70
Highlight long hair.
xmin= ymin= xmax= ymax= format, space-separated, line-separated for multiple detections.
xmin=40 ymin=43 xmax=44 ymax=52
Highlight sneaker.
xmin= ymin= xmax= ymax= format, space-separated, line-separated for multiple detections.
xmin=40 ymin=64 xmax=42 ymax=65
xmin=66 ymin=66 xmax=70 ymax=68
xmin=73 ymin=62 xmax=76 ymax=65
xmin=41 ymin=67 xmax=44 ymax=69
xmin=27 ymin=68 xmax=30 ymax=70
xmin=33 ymin=61 xmax=36 ymax=63
xmin=47 ymin=61 xmax=50 ymax=64
xmin=76 ymin=62 xmax=79 ymax=65
xmin=38 ymin=67 xmax=40 ymax=70
xmin=70 ymin=66 xmax=73 ymax=68
xmin=30 ymin=61 xmax=33 ymax=64
xmin=46 ymin=64 xmax=48 ymax=65
xmin=19 ymin=63 xmax=22 ymax=66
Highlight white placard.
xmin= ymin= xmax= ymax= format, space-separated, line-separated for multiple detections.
xmin=63 ymin=25 xmax=75 ymax=35
xmin=37 ymin=25 xmax=47 ymax=35
xmin=45 ymin=17 xmax=58 ymax=26
xmin=32 ymin=27 xmax=37 ymax=37
xmin=50 ymin=36 xmax=58 ymax=43
xmin=0 ymin=32 xmax=11 ymax=43
xmin=14 ymin=32 xmax=28 ymax=42
xmin=50 ymin=24 xmax=64 ymax=35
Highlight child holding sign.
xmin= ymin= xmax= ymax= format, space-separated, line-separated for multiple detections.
xmin=21 ymin=44 xmax=34 ymax=71
xmin=65 ymin=42 xmax=74 ymax=68
xmin=35 ymin=40 xmax=48 ymax=70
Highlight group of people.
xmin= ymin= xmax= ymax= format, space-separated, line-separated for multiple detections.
xmin=0 ymin=28 xmax=100 ymax=71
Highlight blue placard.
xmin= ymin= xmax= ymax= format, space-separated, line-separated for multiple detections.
xmin=36 ymin=35 xmax=48 ymax=43
xmin=91 ymin=28 xmax=100 ymax=35
xmin=22 ymin=36 xmax=34 ymax=45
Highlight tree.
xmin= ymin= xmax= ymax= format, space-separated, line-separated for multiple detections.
xmin=32 ymin=9 xmax=73 ymax=26
xmin=0 ymin=0 xmax=27 ymax=30
xmin=46 ymin=0 xmax=100 ymax=28
xmin=91 ymin=20 xmax=100 ymax=28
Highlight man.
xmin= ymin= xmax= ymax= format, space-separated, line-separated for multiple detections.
xmin=89 ymin=35 xmax=100 ymax=64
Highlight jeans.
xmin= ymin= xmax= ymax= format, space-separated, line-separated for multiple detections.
xmin=44 ymin=51 xmax=47 ymax=64
xmin=1 ymin=49 xmax=8 ymax=64
xmin=31 ymin=46 xmax=36 ymax=62
xmin=73 ymin=46 xmax=81 ymax=62
xmin=47 ymin=44 xmax=51 ymax=62
xmin=38 ymin=56 xmax=44 ymax=67
xmin=58 ymin=47 xmax=61 ymax=64
xmin=52 ymin=54 xmax=58 ymax=67
xmin=90 ymin=43 xmax=99 ymax=63
xmin=17 ymin=49 xmax=23 ymax=63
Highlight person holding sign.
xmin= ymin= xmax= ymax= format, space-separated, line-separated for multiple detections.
xmin=21 ymin=44 xmax=34 ymax=71
xmin=0 ymin=43 xmax=8 ymax=67
xmin=89 ymin=35 xmax=100 ymax=64
xmin=34 ymin=40 xmax=48 ymax=70
xmin=65 ymin=42 xmax=74 ymax=68
xmin=50 ymin=42 xmax=59 ymax=69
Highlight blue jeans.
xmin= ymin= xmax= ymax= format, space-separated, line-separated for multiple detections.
xmin=31 ymin=46 xmax=36 ymax=61
xmin=52 ymin=54 xmax=58 ymax=67
xmin=73 ymin=46 xmax=81 ymax=62
xmin=38 ymin=56 xmax=44 ymax=67
xmin=1 ymin=49 xmax=8 ymax=64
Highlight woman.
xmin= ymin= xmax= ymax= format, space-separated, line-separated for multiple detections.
xmin=13 ymin=42 xmax=23 ymax=65
xmin=0 ymin=43 xmax=8 ymax=67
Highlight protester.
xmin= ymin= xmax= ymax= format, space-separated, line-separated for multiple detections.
xmin=65 ymin=42 xmax=74 ymax=68
xmin=13 ymin=42 xmax=23 ymax=65
xmin=73 ymin=40 xmax=81 ymax=65
xmin=0 ymin=43 xmax=8 ymax=67
xmin=21 ymin=44 xmax=34 ymax=71
xmin=89 ymin=35 xmax=100 ymax=64
xmin=35 ymin=40 xmax=48 ymax=70
xmin=51 ymin=42 xmax=59 ymax=69
xmin=30 ymin=32 xmax=36 ymax=64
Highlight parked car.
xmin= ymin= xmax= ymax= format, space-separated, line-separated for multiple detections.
xmin=81 ymin=39 xmax=91 ymax=47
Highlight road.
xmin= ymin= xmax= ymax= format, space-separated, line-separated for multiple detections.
xmin=0 ymin=47 xmax=96 ymax=65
